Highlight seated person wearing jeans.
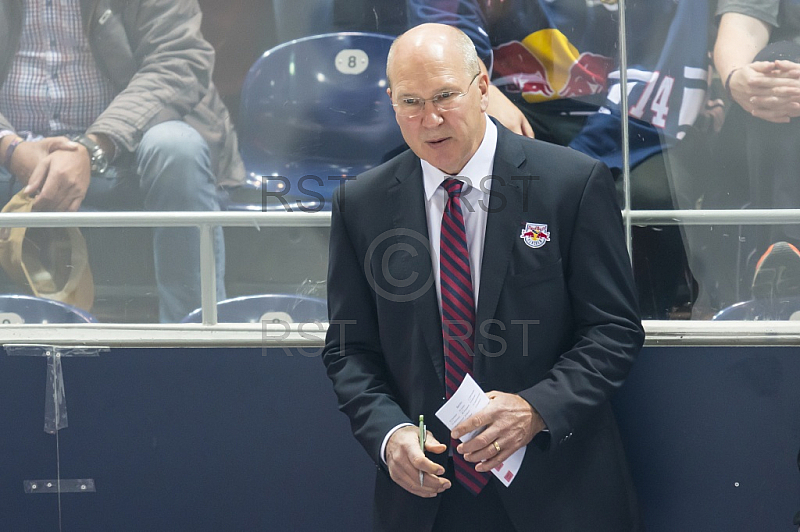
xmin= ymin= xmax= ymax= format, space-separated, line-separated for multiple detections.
xmin=0 ymin=0 xmax=244 ymax=322
xmin=714 ymin=0 xmax=800 ymax=302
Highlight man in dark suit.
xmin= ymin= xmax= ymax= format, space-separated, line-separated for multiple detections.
xmin=322 ymin=23 xmax=644 ymax=531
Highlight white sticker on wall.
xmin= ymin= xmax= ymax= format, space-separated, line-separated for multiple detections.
xmin=261 ymin=311 xmax=293 ymax=324
xmin=0 ymin=312 xmax=24 ymax=324
xmin=335 ymin=49 xmax=369 ymax=75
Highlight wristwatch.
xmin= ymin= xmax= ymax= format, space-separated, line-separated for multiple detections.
xmin=70 ymin=134 xmax=109 ymax=174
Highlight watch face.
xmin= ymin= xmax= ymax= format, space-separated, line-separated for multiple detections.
xmin=73 ymin=135 xmax=108 ymax=174
xmin=94 ymin=155 xmax=108 ymax=174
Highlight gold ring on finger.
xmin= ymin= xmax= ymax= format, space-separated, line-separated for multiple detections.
xmin=493 ymin=441 xmax=501 ymax=453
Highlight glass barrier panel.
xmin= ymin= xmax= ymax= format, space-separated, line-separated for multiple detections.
xmin=629 ymin=2 xmax=800 ymax=320
xmin=616 ymin=1 xmax=714 ymax=320
xmin=0 ymin=226 xmax=150 ymax=324
xmin=222 ymin=225 xmax=330 ymax=325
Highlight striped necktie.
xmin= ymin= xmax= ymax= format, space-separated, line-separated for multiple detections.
xmin=440 ymin=177 xmax=490 ymax=495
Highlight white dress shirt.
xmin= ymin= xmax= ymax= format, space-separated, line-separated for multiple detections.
xmin=380 ymin=117 xmax=498 ymax=463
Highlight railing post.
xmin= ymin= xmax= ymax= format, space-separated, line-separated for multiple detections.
xmin=199 ymin=223 xmax=218 ymax=326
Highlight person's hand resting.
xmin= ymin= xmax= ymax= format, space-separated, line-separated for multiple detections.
xmin=728 ymin=60 xmax=800 ymax=123
xmin=23 ymin=138 xmax=91 ymax=212
xmin=7 ymin=136 xmax=78 ymax=185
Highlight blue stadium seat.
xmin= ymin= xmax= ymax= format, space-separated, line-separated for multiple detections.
xmin=181 ymin=294 xmax=328 ymax=324
xmin=229 ymin=32 xmax=406 ymax=211
xmin=712 ymin=297 xmax=800 ymax=320
xmin=0 ymin=294 xmax=98 ymax=324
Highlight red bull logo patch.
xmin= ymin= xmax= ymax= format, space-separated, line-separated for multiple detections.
xmin=520 ymin=223 xmax=550 ymax=249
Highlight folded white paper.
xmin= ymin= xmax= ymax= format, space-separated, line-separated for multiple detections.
xmin=435 ymin=374 xmax=525 ymax=487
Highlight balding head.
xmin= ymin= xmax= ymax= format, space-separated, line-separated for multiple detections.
xmin=384 ymin=23 xmax=489 ymax=176
xmin=386 ymin=23 xmax=480 ymax=88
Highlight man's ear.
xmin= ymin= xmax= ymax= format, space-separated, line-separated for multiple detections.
xmin=478 ymin=73 xmax=490 ymax=112
xmin=387 ymin=87 xmax=392 ymax=100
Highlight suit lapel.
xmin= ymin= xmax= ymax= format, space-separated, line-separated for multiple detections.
xmin=474 ymin=127 xmax=527 ymax=382
xmin=387 ymin=153 xmax=446 ymax=385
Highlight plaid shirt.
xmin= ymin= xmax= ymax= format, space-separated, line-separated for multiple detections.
xmin=0 ymin=0 xmax=116 ymax=137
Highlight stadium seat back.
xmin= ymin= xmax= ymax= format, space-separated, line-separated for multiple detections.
xmin=232 ymin=32 xmax=405 ymax=211
xmin=181 ymin=294 xmax=328 ymax=324
xmin=712 ymin=297 xmax=800 ymax=321
xmin=0 ymin=294 xmax=98 ymax=324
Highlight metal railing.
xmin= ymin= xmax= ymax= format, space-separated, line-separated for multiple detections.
xmin=0 ymin=208 xmax=799 ymax=346
xmin=0 ymin=211 xmax=329 ymax=326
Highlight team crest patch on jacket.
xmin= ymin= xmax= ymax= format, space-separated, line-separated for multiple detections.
xmin=520 ymin=223 xmax=550 ymax=248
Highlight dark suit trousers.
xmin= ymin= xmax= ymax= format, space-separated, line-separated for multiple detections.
xmin=432 ymin=459 xmax=517 ymax=532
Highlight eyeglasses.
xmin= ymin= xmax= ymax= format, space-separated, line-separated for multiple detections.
xmin=391 ymin=72 xmax=480 ymax=118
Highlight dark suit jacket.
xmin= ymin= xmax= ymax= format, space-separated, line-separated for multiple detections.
xmin=323 ymin=123 xmax=645 ymax=532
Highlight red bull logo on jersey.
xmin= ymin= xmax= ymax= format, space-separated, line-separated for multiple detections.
xmin=491 ymin=30 xmax=613 ymax=104
xmin=560 ymin=52 xmax=615 ymax=98
xmin=493 ymin=41 xmax=555 ymax=99
xmin=520 ymin=223 xmax=551 ymax=249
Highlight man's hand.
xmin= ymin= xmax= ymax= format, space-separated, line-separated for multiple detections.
xmin=487 ymin=85 xmax=535 ymax=138
xmin=385 ymin=425 xmax=450 ymax=498
xmin=25 ymin=142 xmax=91 ymax=212
xmin=452 ymin=391 xmax=545 ymax=474
xmin=7 ymin=136 xmax=78 ymax=185
xmin=729 ymin=61 xmax=800 ymax=123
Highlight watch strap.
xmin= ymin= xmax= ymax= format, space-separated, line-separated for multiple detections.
xmin=3 ymin=138 xmax=22 ymax=170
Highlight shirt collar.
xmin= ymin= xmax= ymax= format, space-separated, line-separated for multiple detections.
xmin=422 ymin=116 xmax=498 ymax=201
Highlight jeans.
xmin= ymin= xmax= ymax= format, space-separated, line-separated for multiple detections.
xmin=0 ymin=120 xmax=226 ymax=323
xmin=684 ymin=41 xmax=800 ymax=315
xmin=740 ymin=41 xmax=800 ymax=247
